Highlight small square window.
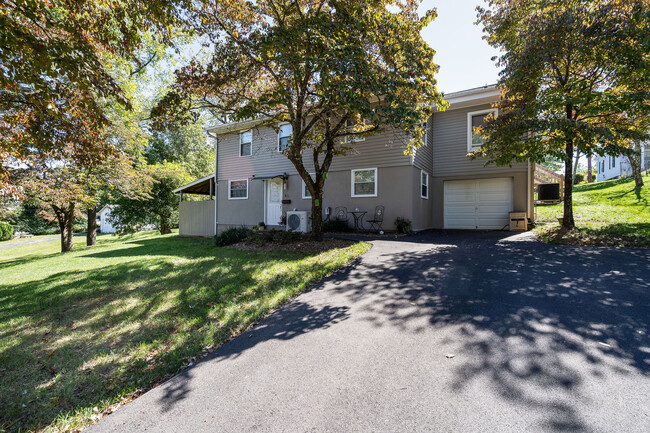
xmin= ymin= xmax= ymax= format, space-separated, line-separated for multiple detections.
xmin=351 ymin=168 xmax=377 ymax=197
xmin=240 ymin=130 xmax=252 ymax=156
xmin=228 ymin=179 xmax=248 ymax=199
xmin=344 ymin=119 xmax=366 ymax=143
xmin=467 ymin=109 xmax=497 ymax=152
xmin=421 ymin=171 xmax=429 ymax=199
xmin=278 ymin=124 xmax=292 ymax=152
xmin=301 ymin=174 xmax=315 ymax=199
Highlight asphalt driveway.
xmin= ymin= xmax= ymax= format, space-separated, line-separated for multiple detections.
xmin=90 ymin=230 xmax=650 ymax=432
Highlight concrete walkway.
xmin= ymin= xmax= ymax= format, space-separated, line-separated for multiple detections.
xmin=90 ymin=231 xmax=650 ymax=433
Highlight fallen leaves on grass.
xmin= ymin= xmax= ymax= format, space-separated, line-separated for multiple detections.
xmin=536 ymin=224 xmax=650 ymax=248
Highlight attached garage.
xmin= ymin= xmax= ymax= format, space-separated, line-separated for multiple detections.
xmin=444 ymin=178 xmax=513 ymax=229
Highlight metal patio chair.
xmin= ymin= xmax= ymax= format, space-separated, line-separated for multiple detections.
xmin=366 ymin=205 xmax=385 ymax=232
xmin=334 ymin=207 xmax=348 ymax=222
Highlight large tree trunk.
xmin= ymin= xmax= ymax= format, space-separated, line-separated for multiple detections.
xmin=54 ymin=203 xmax=75 ymax=252
xmin=630 ymin=141 xmax=644 ymax=187
xmin=86 ymin=205 xmax=97 ymax=246
xmin=159 ymin=215 xmax=171 ymax=235
xmin=587 ymin=151 xmax=593 ymax=183
xmin=563 ymin=137 xmax=576 ymax=229
xmin=311 ymin=193 xmax=323 ymax=241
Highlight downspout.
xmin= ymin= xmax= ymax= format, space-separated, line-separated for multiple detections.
xmin=208 ymin=130 xmax=218 ymax=237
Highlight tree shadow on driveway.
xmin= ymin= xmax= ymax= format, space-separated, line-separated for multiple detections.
xmin=325 ymin=231 xmax=650 ymax=432
xmin=156 ymin=300 xmax=350 ymax=411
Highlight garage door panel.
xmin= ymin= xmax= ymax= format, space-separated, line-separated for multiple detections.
xmin=445 ymin=216 xmax=478 ymax=229
xmin=444 ymin=178 xmax=513 ymax=230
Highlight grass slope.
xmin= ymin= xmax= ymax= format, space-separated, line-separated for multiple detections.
xmin=535 ymin=173 xmax=650 ymax=247
xmin=0 ymin=231 xmax=369 ymax=432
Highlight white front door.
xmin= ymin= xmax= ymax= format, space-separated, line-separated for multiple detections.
xmin=266 ymin=178 xmax=283 ymax=226
xmin=444 ymin=178 xmax=513 ymax=229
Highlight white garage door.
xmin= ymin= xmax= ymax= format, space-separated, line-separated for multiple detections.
xmin=444 ymin=178 xmax=513 ymax=229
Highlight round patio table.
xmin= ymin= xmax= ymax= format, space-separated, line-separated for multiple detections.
xmin=349 ymin=210 xmax=367 ymax=231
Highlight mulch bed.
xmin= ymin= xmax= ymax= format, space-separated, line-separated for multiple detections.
xmin=232 ymin=238 xmax=357 ymax=253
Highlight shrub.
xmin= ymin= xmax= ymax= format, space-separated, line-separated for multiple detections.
xmin=573 ymin=173 xmax=585 ymax=185
xmin=0 ymin=221 xmax=14 ymax=241
xmin=323 ymin=219 xmax=349 ymax=233
xmin=214 ymin=227 xmax=253 ymax=247
xmin=394 ymin=217 xmax=412 ymax=235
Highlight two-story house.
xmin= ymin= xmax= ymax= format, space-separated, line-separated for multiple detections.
xmin=174 ymin=85 xmax=535 ymax=236
xmin=596 ymin=145 xmax=649 ymax=182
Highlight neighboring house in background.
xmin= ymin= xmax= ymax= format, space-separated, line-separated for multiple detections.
xmin=596 ymin=144 xmax=649 ymax=182
xmin=98 ymin=205 xmax=117 ymax=234
xmin=174 ymin=85 xmax=535 ymax=236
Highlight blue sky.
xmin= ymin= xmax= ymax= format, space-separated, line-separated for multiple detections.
xmin=419 ymin=1 xmax=501 ymax=93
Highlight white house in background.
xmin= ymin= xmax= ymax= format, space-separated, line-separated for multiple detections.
xmin=98 ymin=205 xmax=117 ymax=234
xmin=596 ymin=144 xmax=649 ymax=182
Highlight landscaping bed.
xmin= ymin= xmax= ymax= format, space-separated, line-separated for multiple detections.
xmin=0 ymin=231 xmax=369 ymax=432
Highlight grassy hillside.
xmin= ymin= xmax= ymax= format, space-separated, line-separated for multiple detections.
xmin=535 ymin=173 xmax=650 ymax=247
xmin=0 ymin=231 xmax=369 ymax=432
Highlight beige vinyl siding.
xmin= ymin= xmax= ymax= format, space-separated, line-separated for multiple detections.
xmin=281 ymin=166 xmax=415 ymax=231
xmin=412 ymin=116 xmax=433 ymax=173
xmin=217 ymin=125 xmax=412 ymax=181
xmin=179 ymin=201 xmax=215 ymax=237
xmin=432 ymin=103 xmax=527 ymax=176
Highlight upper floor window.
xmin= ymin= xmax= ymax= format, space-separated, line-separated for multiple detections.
xmin=228 ymin=179 xmax=248 ymax=199
xmin=344 ymin=119 xmax=366 ymax=143
xmin=240 ymin=130 xmax=252 ymax=157
xmin=351 ymin=168 xmax=377 ymax=197
xmin=467 ymin=109 xmax=497 ymax=152
xmin=278 ymin=124 xmax=292 ymax=152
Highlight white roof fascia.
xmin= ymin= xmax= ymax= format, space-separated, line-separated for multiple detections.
xmin=205 ymin=118 xmax=270 ymax=135
xmin=436 ymin=85 xmax=501 ymax=111
xmin=173 ymin=173 xmax=216 ymax=193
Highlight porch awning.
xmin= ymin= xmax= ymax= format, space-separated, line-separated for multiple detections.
xmin=173 ymin=174 xmax=215 ymax=195
xmin=251 ymin=173 xmax=289 ymax=181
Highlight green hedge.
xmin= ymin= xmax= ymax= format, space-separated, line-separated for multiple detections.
xmin=214 ymin=227 xmax=253 ymax=247
xmin=0 ymin=221 xmax=14 ymax=241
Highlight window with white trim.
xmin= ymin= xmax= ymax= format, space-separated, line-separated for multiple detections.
xmin=301 ymin=174 xmax=315 ymax=199
xmin=344 ymin=119 xmax=366 ymax=143
xmin=228 ymin=179 xmax=248 ymax=199
xmin=467 ymin=109 xmax=497 ymax=151
xmin=421 ymin=171 xmax=429 ymax=199
xmin=351 ymin=168 xmax=377 ymax=197
xmin=240 ymin=130 xmax=252 ymax=156
xmin=278 ymin=124 xmax=292 ymax=152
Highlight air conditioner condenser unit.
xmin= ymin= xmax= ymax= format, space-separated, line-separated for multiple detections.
xmin=286 ymin=211 xmax=311 ymax=233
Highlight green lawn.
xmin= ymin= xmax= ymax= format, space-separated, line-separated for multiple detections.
xmin=535 ymin=173 xmax=650 ymax=247
xmin=0 ymin=231 xmax=369 ymax=432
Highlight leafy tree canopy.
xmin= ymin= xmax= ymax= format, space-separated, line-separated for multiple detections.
xmin=0 ymin=0 xmax=192 ymax=190
xmin=475 ymin=0 xmax=650 ymax=228
xmin=110 ymin=162 xmax=192 ymax=235
xmin=146 ymin=119 xmax=213 ymax=179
